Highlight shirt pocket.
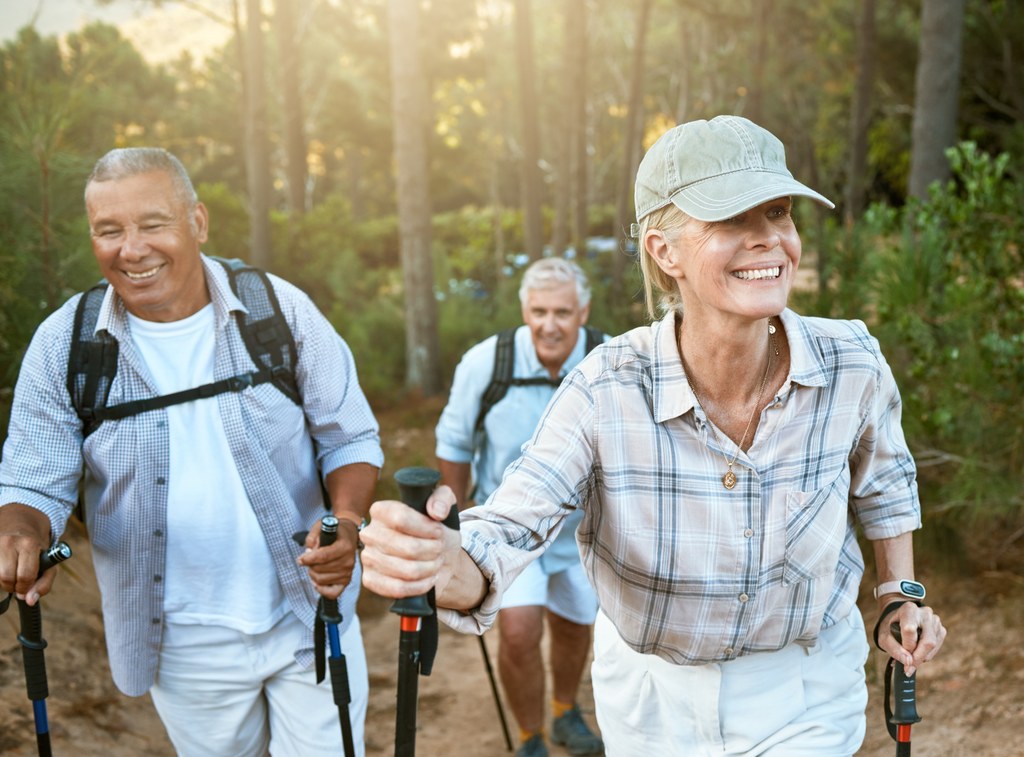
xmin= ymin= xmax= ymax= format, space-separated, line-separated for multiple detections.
xmin=783 ymin=479 xmax=847 ymax=585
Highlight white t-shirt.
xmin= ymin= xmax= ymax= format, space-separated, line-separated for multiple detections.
xmin=128 ymin=305 xmax=287 ymax=632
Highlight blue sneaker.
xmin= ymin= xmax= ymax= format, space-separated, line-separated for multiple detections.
xmin=515 ymin=734 xmax=548 ymax=757
xmin=551 ymin=706 xmax=603 ymax=755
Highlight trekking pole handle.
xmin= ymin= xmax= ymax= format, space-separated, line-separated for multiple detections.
xmin=39 ymin=542 xmax=72 ymax=575
xmin=390 ymin=467 xmax=442 ymax=618
xmin=320 ymin=515 xmax=339 ymax=548
xmin=889 ymin=622 xmax=922 ymax=726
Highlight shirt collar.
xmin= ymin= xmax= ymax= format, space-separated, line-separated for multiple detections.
xmin=519 ymin=325 xmax=590 ymax=379
xmin=776 ymin=308 xmax=829 ymax=388
xmin=649 ymin=308 xmax=830 ymax=425
xmin=651 ymin=310 xmax=692 ymax=423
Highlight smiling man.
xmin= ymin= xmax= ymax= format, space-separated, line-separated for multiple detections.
xmin=434 ymin=258 xmax=605 ymax=757
xmin=0 ymin=148 xmax=383 ymax=757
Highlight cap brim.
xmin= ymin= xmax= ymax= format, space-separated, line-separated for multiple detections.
xmin=670 ymin=170 xmax=834 ymax=222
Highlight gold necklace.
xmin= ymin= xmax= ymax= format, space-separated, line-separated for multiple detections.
xmin=684 ymin=318 xmax=779 ymax=490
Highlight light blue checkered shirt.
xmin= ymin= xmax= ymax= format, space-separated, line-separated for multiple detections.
xmin=441 ymin=309 xmax=921 ymax=664
xmin=0 ymin=255 xmax=383 ymax=695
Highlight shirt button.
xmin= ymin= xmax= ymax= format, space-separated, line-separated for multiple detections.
xmin=151 ymin=618 xmax=160 ymax=625
xmin=156 ymin=477 xmax=166 ymax=485
xmin=739 ymin=593 xmax=749 ymax=603
xmin=743 ymin=528 xmax=754 ymax=538
xmin=724 ymin=647 xmax=734 ymax=656
xmin=154 ymin=575 xmax=163 ymax=583
xmin=153 ymin=529 xmax=164 ymax=537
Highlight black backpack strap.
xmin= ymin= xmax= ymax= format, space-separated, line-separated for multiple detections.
xmin=583 ymin=325 xmax=604 ymax=355
xmin=474 ymin=328 xmax=518 ymax=433
xmin=472 ymin=325 xmax=606 ymax=433
xmin=216 ymin=258 xmax=301 ymax=405
xmin=68 ymin=284 xmax=120 ymax=439
xmin=69 ymin=258 xmax=301 ymax=440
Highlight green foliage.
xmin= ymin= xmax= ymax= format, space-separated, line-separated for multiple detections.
xmin=198 ymin=182 xmax=251 ymax=260
xmin=831 ymin=143 xmax=1024 ymax=524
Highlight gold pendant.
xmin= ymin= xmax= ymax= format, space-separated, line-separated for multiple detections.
xmin=722 ymin=469 xmax=737 ymax=489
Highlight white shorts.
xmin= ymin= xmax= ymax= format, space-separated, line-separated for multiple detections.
xmin=591 ymin=609 xmax=869 ymax=756
xmin=150 ymin=612 xmax=368 ymax=757
xmin=500 ymin=556 xmax=599 ymax=625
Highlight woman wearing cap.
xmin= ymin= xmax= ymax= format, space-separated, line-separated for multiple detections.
xmin=361 ymin=116 xmax=946 ymax=755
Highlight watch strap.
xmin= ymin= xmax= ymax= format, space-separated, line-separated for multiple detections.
xmin=873 ymin=579 xmax=926 ymax=600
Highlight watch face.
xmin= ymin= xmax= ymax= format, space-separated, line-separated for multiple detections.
xmin=900 ymin=580 xmax=926 ymax=599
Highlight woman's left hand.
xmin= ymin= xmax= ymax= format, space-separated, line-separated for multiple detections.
xmin=877 ymin=601 xmax=946 ymax=676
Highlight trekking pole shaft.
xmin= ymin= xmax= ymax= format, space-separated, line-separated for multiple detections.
xmin=318 ymin=516 xmax=356 ymax=757
xmin=390 ymin=467 xmax=442 ymax=757
xmin=478 ymin=635 xmax=514 ymax=751
xmin=395 ymin=617 xmax=422 ymax=757
xmin=15 ymin=543 xmax=70 ymax=757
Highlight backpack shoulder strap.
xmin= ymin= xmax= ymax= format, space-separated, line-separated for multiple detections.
xmin=583 ymin=325 xmax=605 ymax=355
xmin=67 ymin=283 xmax=119 ymax=439
xmin=473 ymin=325 xmax=606 ymax=433
xmin=215 ymin=257 xmax=301 ymax=405
xmin=474 ymin=328 xmax=518 ymax=433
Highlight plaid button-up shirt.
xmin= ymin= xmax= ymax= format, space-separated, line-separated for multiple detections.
xmin=442 ymin=308 xmax=920 ymax=663
xmin=1 ymin=256 xmax=383 ymax=695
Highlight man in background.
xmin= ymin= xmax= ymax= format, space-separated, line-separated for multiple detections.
xmin=435 ymin=258 xmax=604 ymax=757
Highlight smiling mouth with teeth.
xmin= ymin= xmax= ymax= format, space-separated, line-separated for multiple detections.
xmin=124 ymin=266 xmax=163 ymax=281
xmin=733 ymin=266 xmax=781 ymax=281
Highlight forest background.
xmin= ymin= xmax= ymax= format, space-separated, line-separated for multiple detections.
xmin=0 ymin=1 xmax=1022 ymax=750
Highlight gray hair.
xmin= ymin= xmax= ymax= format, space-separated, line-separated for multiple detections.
xmin=518 ymin=257 xmax=591 ymax=308
xmin=85 ymin=147 xmax=198 ymax=210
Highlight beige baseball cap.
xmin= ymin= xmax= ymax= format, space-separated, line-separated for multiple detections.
xmin=634 ymin=115 xmax=834 ymax=224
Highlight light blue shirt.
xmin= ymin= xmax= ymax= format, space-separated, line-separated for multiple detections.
xmin=435 ymin=325 xmax=603 ymax=574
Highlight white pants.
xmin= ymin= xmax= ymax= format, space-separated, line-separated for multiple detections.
xmin=500 ymin=556 xmax=599 ymax=625
xmin=150 ymin=613 xmax=368 ymax=757
xmin=591 ymin=609 xmax=868 ymax=756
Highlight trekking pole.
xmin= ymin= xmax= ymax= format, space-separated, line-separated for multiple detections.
xmin=389 ymin=466 xmax=460 ymax=757
xmin=884 ymin=623 xmax=921 ymax=757
xmin=9 ymin=541 xmax=73 ymax=757
xmin=291 ymin=519 xmax=356 ymax=757
xmin=317 ymin=515 xmax=357 ymax=757
xmin=477 ymin=635 xmax=513 ymax=751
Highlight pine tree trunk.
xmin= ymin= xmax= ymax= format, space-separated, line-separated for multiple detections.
xmin=612 ymin=0 xmax=653 ymax=295
xmin=274 ymin=0 xmax=308 ymax=217
xmin=908 ymin=0 xmax=966 ymax=200
xmin=844 ymin=0 xmax=876 ymax=224
xmin=388 ymin=0 xmax=442 ymax=394
xmin=514 ymin=0 xmax=544 ymax=261
xmin=244 ymin=0 xmax=273 ymax=269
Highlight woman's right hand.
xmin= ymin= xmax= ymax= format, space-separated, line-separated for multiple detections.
xmin=360 ymin=485 xmax=461 ymax=599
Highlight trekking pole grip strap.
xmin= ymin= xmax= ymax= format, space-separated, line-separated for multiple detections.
xmin=872 ymin=599 xmax=922 ymax=651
